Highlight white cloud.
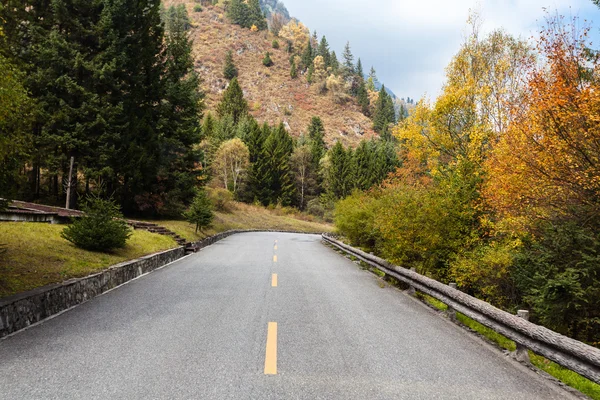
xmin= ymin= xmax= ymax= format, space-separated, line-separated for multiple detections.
xmin=282 ymin=0 xmax=600 ymax=99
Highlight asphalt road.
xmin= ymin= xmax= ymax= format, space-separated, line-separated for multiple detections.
xmin=0 ymin=232 xmax=578 ymax=399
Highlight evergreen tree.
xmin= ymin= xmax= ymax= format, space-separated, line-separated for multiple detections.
xmin=325 ymin=142 xmax=355 ymax=199
xmin=247 ymin=0 xmax=267 ymax=30
xmin=301 ymin=39 xmax=314 ymax=70
xmin=307 ymin=117 xmax=326 ymax=168
xmin=223 ymin=50 xmax=238 ymax=80
xmin=216 ymin=77 xmax=248 ymax=124
xmin=290 ymin=58 xmax=298 ymax=79
xmin=260 ymin=123 xmax=295 ymax=205
xmin=159 ymin=4 xmax=205 ymax=214
xmin=202 ymin=112 xmax=217 ymax=140
xmin=318 ymin=36 xmax=331 ymax=68
xmin=357 ymin=78 xmax=370 ymax=116
xmin=307 ymin=62 xmax=314 ymax=84
xmin=330 ymin=51 xmax=340 ymax=74
xmin=373 ymin=85 xmax=396 ymax=134
xmin=262 ymin=51 xmax=273 ymax=67
xmin=367 ymin=66 xmax=378 ymax=91
xmin=356 ymin=58 xmax=364 ymax=78
xmin=342 ymin=41 xmax=355 ymax=77
xmin=227 ymin=0 xmax=248 ymax=27
xmin=185 ymin=189 xmax=214 ymax=233
xmin=354 ymin=140 xmax=375 ymax=190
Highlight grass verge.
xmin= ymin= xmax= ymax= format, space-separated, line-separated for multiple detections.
xmin=0 ymin=222 xmax=177 ymax=298
xmin=156 ymin=201 xmax=333 ymax=242
xmin=416 ymin=291 xmax=600 ymax=399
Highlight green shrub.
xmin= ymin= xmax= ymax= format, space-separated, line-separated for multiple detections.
xmin=262 ymin=52 xmax=273 ymax=67
xmin=208 ymin=187 xmax=233 ymax=212
xmin=185 ymin=189 xmax=214 ymax=233
xmin=193 ymin=5 xmax=202 ymax=12
xmin=61 ymin=196 xmax=132 ymax=252
xmin=334 ymin=190 xmax=379 ymax=249
xmin=272 ymin=40 xmax=279 ymax=49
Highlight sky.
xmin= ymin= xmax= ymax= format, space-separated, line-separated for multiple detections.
xmin=281 ymin=0 xmax=600 ymax=100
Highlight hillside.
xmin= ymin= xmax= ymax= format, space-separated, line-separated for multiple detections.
xmin=164 ymin=1 xmax=378 ymax=147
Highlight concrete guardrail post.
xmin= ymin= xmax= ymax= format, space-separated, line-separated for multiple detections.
xmin=515 ymin=310 xmax=531 ymax=363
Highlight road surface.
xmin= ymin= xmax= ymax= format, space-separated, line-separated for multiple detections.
xmin=0 ymin=232 xmax=576 ymax=399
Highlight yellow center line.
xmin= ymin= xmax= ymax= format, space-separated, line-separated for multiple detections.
xmin=274 ymin=245 xmax=278 ymax=250
xmin=271 ymin=273 xmax=278 ymax=287
xmin=264 ymin=322 xmax=278 ymax=375
xmin=273 ymin=254 xmax=277 ymax=263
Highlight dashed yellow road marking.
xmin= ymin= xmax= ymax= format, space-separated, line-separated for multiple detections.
xmin=272 ymin=273 xmax=278 ymax=287
xmin=264 ymin=322 xmax=278 ymax=375
xmin=273 ymin=255 xmax=277 ymax=263
xmin=274 ymin=245 xmax=278 ymax=250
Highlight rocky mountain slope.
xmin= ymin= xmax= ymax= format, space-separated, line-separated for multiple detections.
xmin=164 ymin=0 xmax=378 ymax=146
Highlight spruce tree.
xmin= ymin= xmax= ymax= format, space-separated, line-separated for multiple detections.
xmin=373 ymin=85 xmax=396 ymax=134
xmin=301 ymin=39 xmax=314 ymax=71
xmin=357 ymin=78 xmax=370 ymax=116
xmin=160 ymin=4 xmax=205 ymax=212
xmin=356 ymin=58 xmax=364 ymax=78
xmin=247 ymin=0 xmax=267 ymax=30
xmin=318 ymin=36 xmax=331 ymax=68
xmin=330 ymin=51 xmax=340 ymax=75
xmin=260 ymin=123 xmax=295 ymax=205
xmin=326 ymin=142 xmax=355 ymax=199
xmin=290 ymin=58 xmax=298 ymax=79
xmin=216 ymin=77 xmax=248 ymax=124
xmin=227 ymin=0 xmax=249 ymax=27
xmin=307 ymin=62 xmax=314 ymax=84
xmin=367 ymin=66 xmax=378 ymax=91
xmin=307 ymin=117 xmax=326 ymax=168
xmin=354 ymin=140 xmax=375 ymax=190
xmin=185 ymin=189 xmax=214 ymax=233
xmin=223 ymin=50 xmax=238 ymax=80
xmin=342 ymin=42 xmax=355 ymax=77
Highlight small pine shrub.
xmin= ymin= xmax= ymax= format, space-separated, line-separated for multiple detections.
xmin=193 ymin=5 xmax=202 ymax=12
xmin=223 ymin=50 xmax=238 ymax=80
xmin=272 ymin=40 xmax=280 ymax=49
xmin=61 ymin=196 xmax=132 ymax=252
xmin=185 ymin=189 xmax=214 ymax=233
xmin=263 ymin=52 xmax=273 ymax=67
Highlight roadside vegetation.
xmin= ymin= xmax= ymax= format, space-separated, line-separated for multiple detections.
xmin=0 ymin=223 xmax=176 ymax=298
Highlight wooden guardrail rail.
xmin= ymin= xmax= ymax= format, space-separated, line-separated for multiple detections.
xmin=322 ymin=233 xmax=600 ymax=384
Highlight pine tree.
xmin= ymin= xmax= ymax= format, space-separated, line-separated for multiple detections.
xmin=260 ymin=123 xmax=295 ymax=205
xmin=202 ymin=112 xmax=216 ymax=140
xmin=301 ymin=39 xmax=314 ymax=70
xmin=318 ymin=36 xmax=331 ymax=68
xmin=223 ymin=50 xmax=238 ymax=80
xmin=356 ymin=58 xmax=364 ymax=78
xmin=307 ymin=62 xmax=314 ymax=84
xmin=354 ymin=140 xmax=375 ymax=190
xmin=357 ymin=78 xmax=370 ymax=116
xmin=262 ymin=51 xmax=273 ymax=67
xmin=290 ymin=58 xmax=298 ymax=79
xmin=247 ymin=0 xmax=267 ymax=30
xmin=330 ymin=51 xmax=340 ymax=75
xmin=326 ymin=142 xmax=355 ymax=199
xmin=216 ymin=77 xmax=248 ymax=124
xmin=373 ymin=85 xmax=396 ymax=134
xmin=342 ymin=41 xmax=355 ymax=77
xmin=367 ymin=66 xmax=378 ymax=91
xmin=159 ymin=4 xmax=205 ymax=212
xmin=227 ymin=0 xmax=249 ymax=27
xmin=185 ymin=189 xmax=214 ymax=233
xmin=307 ymin=117 xmax=326 ymax=168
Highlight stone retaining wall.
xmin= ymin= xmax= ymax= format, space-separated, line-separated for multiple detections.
xmin=0 ymin=247 xmax=185 ymax=338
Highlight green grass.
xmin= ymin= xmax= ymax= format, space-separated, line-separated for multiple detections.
xmin=0 ymin=222 xmax=177 ymax=298
xmin=415 ymin=291 xmax=600 ymax=399
xmin=157 ymin=201 xmax=333 ymax=242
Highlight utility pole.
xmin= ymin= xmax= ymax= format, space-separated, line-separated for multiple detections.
xmin=65 ymin=156 xmax=75 ymax=210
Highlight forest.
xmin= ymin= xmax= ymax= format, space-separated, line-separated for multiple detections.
xmin=335 ymin=12 xmax=600 ymax=346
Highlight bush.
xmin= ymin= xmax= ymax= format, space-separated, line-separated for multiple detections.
xmin=61 ymin=196 xmax=132 ymax=252
xmin=193 ymin=5 xmax=202 ymax=12
xmin=208 ymin=187 xmax=233 ymax=212
xmin=262 ymin=52 xmax=273 ymax=67
xmin=272 ymin=40 xmax=280 ymax=49
xmin=185 ymin=189 xmax=214 ymax=233
xmin=334 ymin=190 xmax=379 ymax=249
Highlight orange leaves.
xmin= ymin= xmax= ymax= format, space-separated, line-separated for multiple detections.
xmin=485 ymin=16 xmax=600 ymax=227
